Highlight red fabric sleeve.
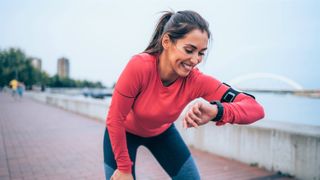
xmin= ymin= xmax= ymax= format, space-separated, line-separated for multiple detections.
xmin=106 ymin=55 xmax=145 ymax=173
xmin=217 ymin=92 xmax=265 ymax=126
xmin=106 ymin=91 xmax=134 ymax=173
xmin=192 ymin=71 xmax=265 ymax=125
xmin=189 ymin=69 xmax=223 ymax=101
xmin=115 ymin=55 xmax=144 ymax=97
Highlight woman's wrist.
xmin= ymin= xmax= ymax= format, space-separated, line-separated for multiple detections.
xmin=209 ymin=104 xmax=218 ymax=119
xmin=118 ymin=167 xmax=132 ymax=174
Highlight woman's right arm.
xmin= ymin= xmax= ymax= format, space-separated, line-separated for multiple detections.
xmin=106 ymin=55 xmax=145 ymax=174
xmin=107 ymin=89 xmax=135 ymax=173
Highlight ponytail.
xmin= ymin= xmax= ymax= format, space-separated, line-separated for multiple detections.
xmin=144 ymin=11 xmax=174 ymax=55
xmin=144 ymin=10 xmax=211 ymax=55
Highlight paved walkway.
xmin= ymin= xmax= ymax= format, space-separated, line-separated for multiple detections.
xmin=0 ymin=93 xmax=294 ymax=180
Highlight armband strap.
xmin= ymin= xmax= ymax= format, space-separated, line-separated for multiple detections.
xmin=221 ymin=83 xmax=255 ymax=102
xmin=243 ymin=92 xmax=256 ymax=99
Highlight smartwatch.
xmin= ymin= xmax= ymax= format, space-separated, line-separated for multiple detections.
xmin=209 ymin=101 xmax=224 ymax=122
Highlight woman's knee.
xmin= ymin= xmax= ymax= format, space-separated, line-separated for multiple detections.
xmin=172 ymin=156 xmax=200 ymax=180
xmin=104 ymin=162 xmax=115 ymax=180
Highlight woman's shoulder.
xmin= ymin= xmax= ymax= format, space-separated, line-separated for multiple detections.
xmin=125 ymin=52 xmax=157 ymax=75
xmin=188 ymin=68 xmax=203 ymax=79
xmin=188 ymin=68 xmax=219 ymax=83
xmin=130 ymin=52 xmax=157 ymax=65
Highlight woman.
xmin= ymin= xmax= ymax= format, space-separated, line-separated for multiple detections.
xmin=104 ymin=10 xmax=264 ymax=180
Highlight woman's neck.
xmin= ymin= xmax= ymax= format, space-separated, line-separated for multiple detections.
xmin=158 ymin=53 xmax=178 ymax=86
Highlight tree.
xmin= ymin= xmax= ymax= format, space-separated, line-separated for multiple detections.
xmin=0 ymin=47 xmax=105 ymax=89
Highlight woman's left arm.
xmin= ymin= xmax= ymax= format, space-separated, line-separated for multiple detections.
xmin=184 ymin=89 xmax=265 ymax=128
xmin=216 ymin=89 xmax=265 ymax=125
xmin=184 ymin=72 xmax=265 ymax=127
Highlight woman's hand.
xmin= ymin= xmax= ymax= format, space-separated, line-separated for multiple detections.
xmin=183 ymin=101 xmax=218 ymax=128
xmin=110 ymin=169 xmax=134 ymax=180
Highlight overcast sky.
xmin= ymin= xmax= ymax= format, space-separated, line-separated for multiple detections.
xmin=1 ymin=0 xmax=319 ymax=89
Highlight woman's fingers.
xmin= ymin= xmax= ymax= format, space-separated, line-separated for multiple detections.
xmin=183 ymin=116 xmax=193 ymax=128
xmin=183 ymin=102 xmax=206 ymax=128
xmin=188 ymin=110 xmax=202 ymax=124
xmin=192 ymin=102 xmax=202 ymax=117
xmin=185 ymin=115 xmax=198 ymax=128
xmin=184 ymin=109 xmax=202 ymax=128
xmin=184 ymin=118 xmax=194 ymax=128
xmin=183 ymin=118 xmax=188 ymax=129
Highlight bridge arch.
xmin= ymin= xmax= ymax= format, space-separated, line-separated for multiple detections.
xmin=229 ymin=72 xmax=304 ymax=90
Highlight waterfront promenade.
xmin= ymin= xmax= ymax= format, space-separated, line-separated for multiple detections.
xmin=0 ymin=93 xmax=294 ymax=180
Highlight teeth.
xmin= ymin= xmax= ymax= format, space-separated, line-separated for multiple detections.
xmin=182 ymin=63 xmax=192 ymax=70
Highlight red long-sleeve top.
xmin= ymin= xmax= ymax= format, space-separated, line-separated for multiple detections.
xmin=106 ymin=53 xmax=264 ymax=173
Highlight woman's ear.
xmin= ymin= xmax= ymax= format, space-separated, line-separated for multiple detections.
xmin=161 ymin=33 xmax=171 ymax=50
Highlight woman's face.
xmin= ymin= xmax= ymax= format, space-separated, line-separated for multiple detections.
xmin=164 ymin=29 xmax=208 ymax=78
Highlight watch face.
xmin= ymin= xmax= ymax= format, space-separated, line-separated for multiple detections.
xmin=224 ymin=92 xmax=236 ymax=102
xmin=221 ymin=87 xmax=240 ymax=103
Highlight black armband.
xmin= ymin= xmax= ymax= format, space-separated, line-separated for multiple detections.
xmin=221 ymin=83 xmax=240 ymax=102
xmin=221 ymin=83 xmax=255 ymax=102
xmin=242 ymin=92 xmax=256 ymax=99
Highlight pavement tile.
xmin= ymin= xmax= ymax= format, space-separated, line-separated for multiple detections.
xmin=0 ymin=93 xmax=296 ymax=180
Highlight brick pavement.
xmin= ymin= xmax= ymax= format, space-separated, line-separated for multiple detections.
xmin=0 ymin=93 xmax=294 ymax=180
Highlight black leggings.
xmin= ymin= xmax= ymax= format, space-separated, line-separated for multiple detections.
xmin=103 ymin=124 xmax=200 ymax=180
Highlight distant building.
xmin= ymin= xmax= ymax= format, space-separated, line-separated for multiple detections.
xmin=31 ymin=58 xmax=42 ymax=70
xmin=57 ymin=57 xmax=70 ymax=78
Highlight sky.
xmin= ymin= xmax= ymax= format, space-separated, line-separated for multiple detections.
xmin=1 ymin=0 xmax=319 ymax=89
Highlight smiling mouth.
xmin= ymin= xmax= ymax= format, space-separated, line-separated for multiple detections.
xmin=181 ymin=62 xmax=193 ymax=71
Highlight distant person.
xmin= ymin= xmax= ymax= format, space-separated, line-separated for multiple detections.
xmin=41 ymin=84 xmax=46 ymax=92
xmin=104 ymin=10 xmax=265 ymax=180
xmin=17 ymin=82 xmax=25 ymax=98
xmin=9 ymin=79 xmax=18 ymax=97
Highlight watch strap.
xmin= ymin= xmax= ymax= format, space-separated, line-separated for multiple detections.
xmin=210 ymin=101 xmax=224 ymax=122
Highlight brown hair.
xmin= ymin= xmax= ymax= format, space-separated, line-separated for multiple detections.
xmin=144 ymin=10 xmax=211 ymax=55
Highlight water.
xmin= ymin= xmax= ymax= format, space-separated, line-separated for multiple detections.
xmin=80 ymin=91 xmax=320 ymax=127
xmin=253 ymin=92 xmax=320 ymax=126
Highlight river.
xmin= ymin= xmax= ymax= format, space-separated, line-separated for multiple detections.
xmin=253 ymin=92 xmax=320 ymax=126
